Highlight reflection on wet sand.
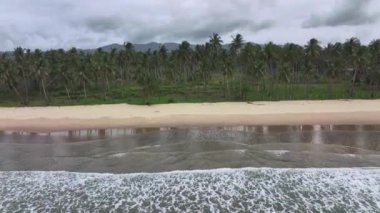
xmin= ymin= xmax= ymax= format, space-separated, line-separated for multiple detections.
xmin=0 ymin=125 xmax=379 ymax=173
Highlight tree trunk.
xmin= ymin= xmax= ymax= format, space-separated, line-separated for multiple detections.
xmin=105 ymin=73 xmax=110 ymax=93
xmin=41 ymin=78 xmax=49 ymax=104
xmin=328 ymin=79 xmax=333 ymax=99
xmin=349 ymin=68 xmax=358 ymax=98
xmin=239 ymin=69 xmax=243 ymax=100
xmin=21 ymin=69 xmax=29 ymax=105
xmin=9 ymin=82 xmax=23 ymax=104
xmin=65 ymin=85 xmax=71 ymax=100
xmin=83 ymin=81 xmax=87 ymax=98
xmin=119 ymin=68 xmax=124 ymax=86
xmin=226 ymin=77 xmax=230 ymax=98
xmin=370 ymin=80 xmax=375 ymax=99
xmin=223 ymin=73 xmax=226 ymax=98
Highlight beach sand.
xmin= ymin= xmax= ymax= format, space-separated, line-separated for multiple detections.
xmin=1 ymin=100 xmax=380 ymax=132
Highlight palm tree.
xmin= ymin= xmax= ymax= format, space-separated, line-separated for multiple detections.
xmin=66 ymin=48 xmax=89 ymax=99
xmin=177 ymin=41 xmax=192 ymax=82
xmin=229 ymin=34 xmax=245 ymax=97
xmin=230 ymin=34 xmax=244 ymax=55
xmin=124 ymin=42 xmax=136 ymax=83
xmin=157 ymin=45 xmax=168 ymax=81
xmin=357 ymin=45 xmax=370 ymax=83
xmin=210 ymin=33 xmax=223 ymax=50
xmin=32 ymin=49 xmax=50 ymax=103
xmin=305 ymin=38 xmax=322 ymax=78
xmin=194 ymin=44 xmax=210 ymax=89
xmin=136 ymin=53 xmax=158 ymax=100
xmin=369 ymin=39 xmax=380 ymax=98
xmin=240 ymin=43 xmax=267 ymax=100
xmin=264 ymin=42 xmax=281 ymax=77
xmin=56 ymin=49 xmax=74 ymax=100
xmin=304 ymin=38 xmax=322 ymax=98
xmin=221 ymin=49 xmax=233 ymax=98
xmin=324 ymin=43 xmax=345 ymax=79
xmin=209 ymin=33 xmax=223 ymax=73
xmin=283 ymin=43 xmax=304 ymax=82
xmin=0 ymin=54 xmax=24 ymax=103
xmin=322 ymin=43 xmax=345 ymax=98
xmin=343 ymin=37 xmax=361 ymax=97
xmin=239 ymin=43 xmax=256 ymax=100
xmin=14 ymin=47 xmax=31 ymax=105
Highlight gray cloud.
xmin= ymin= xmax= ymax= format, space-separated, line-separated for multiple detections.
xmin=84 ymin=16 xmax=126 ymax=32
xmin=74 ymin=0 xmax=276 ymax=44
xmin=1 ymin=0 xmax=380 ymax=50
xmin=129 ymin=18 xmax=274 ymax=43
xmin=303 ymin=0 xmax=379 ymax=28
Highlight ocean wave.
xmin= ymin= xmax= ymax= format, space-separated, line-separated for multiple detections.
xmin=0 ymin=168 xmax=379 ymax=212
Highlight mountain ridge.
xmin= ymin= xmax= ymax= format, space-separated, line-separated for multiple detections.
xmin=0 ymin=42 xmax=235 ymax=54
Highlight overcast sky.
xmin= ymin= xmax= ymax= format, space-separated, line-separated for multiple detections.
xmin=1 ymin=0 xmax=380 ymax=50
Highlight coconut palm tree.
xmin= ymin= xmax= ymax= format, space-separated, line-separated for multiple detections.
xmin=32 ymin=49 xmax=50 ymax=103
xmin=283 ymin=43 xmax=304 ymax=82
xmin=209 ymin=33 xmax=223 ymax=73
xmin=322 ymin=43 xmax=345 ymax=98
xmin=304 ymin=38 xmax=322 ymax=98
xmin=220 ymin=49 xmax=233 ymax=98
xmin=369 ymin=39 xmax=380 ymax=97
xmin=305 ymin=38 xmax=322 ymax=78
xmin=229 ymin=34 xmax=245 ymax=96
xmin=343 ymin=37 xmax=361 ymax=97
xmin=55 ymin=49 xmax=74 ymax=100
xmin=230 ymin=34 xmax=244 ymax=55
xmin=157 ymin=45 xmax=168 ymax=81
xmin=194 ymin=44 xmax=211 ymax=89
xmin=177 ymin=41 xmax=192 ymax=82
xmin=14 ymin=47 xmax=31 ymax=105
xmin=0 ymin=54 xmax=24 ymax=103
xmin=136 ymin=53 xmax=158 ymax=100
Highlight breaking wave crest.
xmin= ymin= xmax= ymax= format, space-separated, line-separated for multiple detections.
xmin=0 ymin=168 xmax=379 ymax=212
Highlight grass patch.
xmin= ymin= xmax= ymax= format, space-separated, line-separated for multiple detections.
xmin=0 ymin=82 xmax=379 ymax=107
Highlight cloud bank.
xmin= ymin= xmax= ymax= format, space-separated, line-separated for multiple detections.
xmin=1 ymin=0 xmax=380 ymax=50
xmin=303 ymin=0 xmax=379 ymax=28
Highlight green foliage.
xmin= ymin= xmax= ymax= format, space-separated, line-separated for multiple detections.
xmin=0 ymin=34 xmax=380 ymax=106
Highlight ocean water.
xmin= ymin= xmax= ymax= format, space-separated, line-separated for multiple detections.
xmin=1 ymin=168 xmax=379 ymax=212
xmin=1 ymin=125 xmax=380 ymax=172
xmin=1 ymin=125 xmax=380 ymax=212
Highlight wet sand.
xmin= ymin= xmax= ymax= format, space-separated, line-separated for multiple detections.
xmin=1 ymin=100 xmax=380 ymax=132
xmin=1 ymin=125 xmax=379 ymax=173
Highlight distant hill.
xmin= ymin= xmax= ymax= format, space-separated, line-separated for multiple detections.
xmin=1 ymin=42 xmax=234 ymax=54
xmin=84 ymin=42 xmax=183 ymax=53
xmin=85 ymin=42 xmax=232 ymax=53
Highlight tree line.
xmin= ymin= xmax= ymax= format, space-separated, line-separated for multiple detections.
xmin=0 ymin=33 xmax=380 ymax=105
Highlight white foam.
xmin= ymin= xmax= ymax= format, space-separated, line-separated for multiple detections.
xmin=341 ymin=154 xmax=357 ymax=158
xmin=0 ymin=168 xmax=379 ymax=212
xmin=234 ymin=149 xmax=247 ymax=154
xmin=134 ymin=144 xmax=161 ymax=150
xmin=110 ymin=153 xmax=127 ymax=158
xmin=265 ymin=150 xmax=290 ymax=156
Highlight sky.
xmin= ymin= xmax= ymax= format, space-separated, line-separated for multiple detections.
xmin=1 ymin=0 xmax=380 ymax=50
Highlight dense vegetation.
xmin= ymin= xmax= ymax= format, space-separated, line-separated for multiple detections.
xmin=0 ymin=33 xmax=380 ymax=106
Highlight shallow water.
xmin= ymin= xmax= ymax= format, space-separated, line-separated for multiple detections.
xmin=0 ymin=125 xmax=379 ymax=172
xmin=1 ymin=125 xmax=380 ymax=212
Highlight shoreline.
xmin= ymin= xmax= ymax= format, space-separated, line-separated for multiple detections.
xmin=1 ymin=100 xmax=380 ymax=132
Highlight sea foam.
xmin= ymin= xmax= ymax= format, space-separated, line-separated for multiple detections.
xmin=0 ymin=168 xmax=379 ymax=212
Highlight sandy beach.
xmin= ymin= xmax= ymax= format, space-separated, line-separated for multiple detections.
xmin=0 ymin=100 xmax=380 ymax=132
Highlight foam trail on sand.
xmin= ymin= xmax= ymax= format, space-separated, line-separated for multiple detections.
xmin=0 ymin=168 xmax=379 ymax=212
